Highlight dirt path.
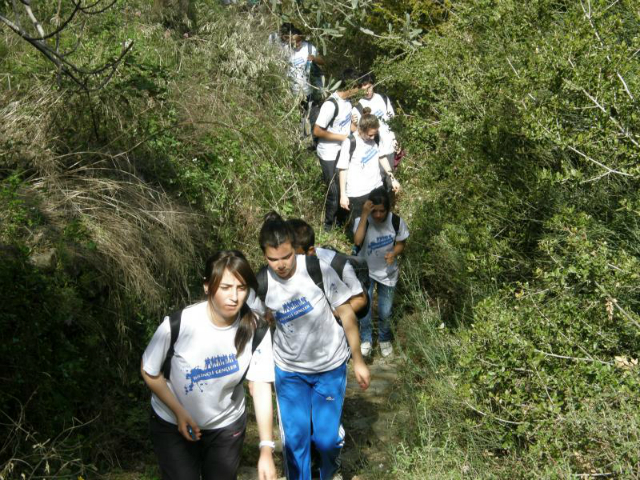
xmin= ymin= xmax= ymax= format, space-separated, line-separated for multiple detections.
xmin=239 ymin=354 xmax=404 ymax=480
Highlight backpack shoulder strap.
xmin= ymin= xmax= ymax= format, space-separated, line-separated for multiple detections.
xmin=391 ymin=213 xmax=400 ymax=237
xmin=256 ymin=266 xmax=268 ymax=303
xmin=348 ymin=134 xmax=357 ymax=163
xmin=379 ymin=93 xmax=390 ymax=111
xmin=355 ymin=102 xmax=364 ymax=116
xmin=326 ymin=97 xmax=339 ymax=128
xmin=305 ymin=254 xmax=325 ymax=297
xmin=329 ymin=253 xmax=347 ymax=279
xmin=307 ymin=42 xmax=312 ymax=56
xmin=234 ymin=315 xmax=271 ymax=389
xmin=162 ymin=309 xmax=182 ymax=379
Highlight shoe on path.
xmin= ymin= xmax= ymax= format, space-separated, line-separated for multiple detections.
xmin=360 ymin=341 xmax=372 ymax=357
xmin=380 ymin=341 xmax=393 ymax=357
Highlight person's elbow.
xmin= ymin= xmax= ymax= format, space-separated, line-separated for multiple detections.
xmin=313 ymin=124 xmax=325 ymax=137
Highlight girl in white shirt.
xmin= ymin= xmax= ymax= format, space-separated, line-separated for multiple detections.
xmin=338 ymin=109 xmax=400 ymax=222
xmin=141 ymin=250 xmax=277 ymax=480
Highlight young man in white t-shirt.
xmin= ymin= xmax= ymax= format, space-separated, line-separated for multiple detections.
xmin=351 ymin=73 xmax=399 ymax=170
xmin=312 ymin=68 xmax=363 ymax=232
xmin=353 ymin=187 xmax=409 ymax=358
xmin=256 ymin=213 xmax=370 ymax=480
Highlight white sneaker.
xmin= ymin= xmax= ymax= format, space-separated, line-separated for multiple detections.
xmin=380 ymin=341 xmax=393 ymax=357
xmin=360 ymin=341 xmax=372 ymax=357
xmin=332 ymin=473 xmax=343 ymax=480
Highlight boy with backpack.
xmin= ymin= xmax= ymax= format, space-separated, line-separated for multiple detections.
xmin=351 ymin=73 xmax=400 ymax=171
xmin=287 ymin=218 xmax=368 ymax=319
xmin=353 ymin=187 xmax=409 ymax=358
xmin=312 ymin=68 xmax=363 ymax=232
xmin=254 ymin=212 xmax=370 ymax=480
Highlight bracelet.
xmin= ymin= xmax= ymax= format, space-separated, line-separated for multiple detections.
xmin=259 ymin=440 xmax=276 ymax=450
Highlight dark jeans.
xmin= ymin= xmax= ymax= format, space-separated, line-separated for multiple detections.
xmin=150 ymin=410 xmax=247 ymax=480
xmin=347 ymin=193 xmax=370 ymax=231
xmin=319 ymin=154 xmax=346 ymax=228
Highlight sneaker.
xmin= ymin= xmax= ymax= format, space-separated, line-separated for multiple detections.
xmin=360 ymin=341 xmax=372 ymax=357
xmin=380 ymin=341 xmax=393 ymax=357
xmin=332 ymin=474 xmax=343 ymax=480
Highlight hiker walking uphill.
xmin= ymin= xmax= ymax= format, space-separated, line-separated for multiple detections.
xmin=254 ymin=212 xmax=370 ymax=480
xmin=141 ymin=250 xmax=277 ymax=480
xmin=351 ymin=73 xmax=400 ymax=170
xmin=287 ymin=218 xmax=368 ymax=317
xmin=354 ymin=188 xmax=409 ymax=359
xmin=313 ymin=68 xmax=362 ymax=232
xmin=338 ymin=107 xmax=401 ymax=224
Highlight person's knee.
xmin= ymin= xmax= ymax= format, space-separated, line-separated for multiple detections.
xmin=313 ymin=431 xmax=342 ymax=454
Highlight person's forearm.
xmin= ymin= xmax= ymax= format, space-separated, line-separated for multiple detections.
xmin=339 ymin=170 xmax=347 ymax=199
xmin=354 ymin=218 xmax=367 ymax=246
xmin=141 ymin=363 xmax=186 ymax=419
xmin=379 ymin=156 xmax=394 ymax=176
xmin=336 ymin=304 xmax=364 ymax=364
xmin=252 ymin=381 xmax=274 ymax=443
xmin=312 ymin=56 xmax=325 ymax=66
xmin=393 ymin=240 xmax=406 ymax=257
xmin=313 ymin=125 xmax=346 ymax=142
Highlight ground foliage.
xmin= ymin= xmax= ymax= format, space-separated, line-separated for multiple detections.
xmin=371 ymin=0 xmax=640 ymax=477
xmin=1 ymin=1 xmax=318 ymax=477
xmin=2 ymin=0 xmax=640 ymax=478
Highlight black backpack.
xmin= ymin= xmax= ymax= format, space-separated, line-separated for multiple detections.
xmin=310 ymin=97 xmax=340 ymax=149
xmin=161 ymin=308 xmax=269 ymax=387
xmin=320 ymin=247 xmax=371 ymax=319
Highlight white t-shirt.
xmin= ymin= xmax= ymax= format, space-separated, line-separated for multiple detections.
xmin=336 ymin=132 xmax=383 ymax=198
xmin=287 ymin=41 xmax=317 ymax=96
xmin=353 ymin=94 xmax=396 ymax=156
xmin=256 ymin=255 xmax=352 ymax=373
xmin=142 ymin=301 xmax=275 ymax=430
xmin=315 ymin=248 xmax=364 ymax=299
xmin=315 ymin=93 xmax=353 ymax=161
xmin=354 ymin=214 xmax=409 ymax=287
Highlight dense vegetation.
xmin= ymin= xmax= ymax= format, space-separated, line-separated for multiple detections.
xmin=2 ymin=0 xmax=639 ymax=478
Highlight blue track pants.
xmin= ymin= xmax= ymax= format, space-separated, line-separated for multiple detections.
xmin=275 ymin=362 xmax=347 ymax=480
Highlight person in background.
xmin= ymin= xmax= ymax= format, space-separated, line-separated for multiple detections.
xmin=351 ymin=73 xmax=400 ymax=171
xmin=141 ymin=250 xmax=277 ymax=480
xmin=353 ymin=188 xmax=409 ymax=358
xmin=337 ymin=107 xmax=400 ymax=224
xmin=287 ymin=218 xmax=368 ymax=316
xmin=313 ymin=68 xmax=362 ymax=232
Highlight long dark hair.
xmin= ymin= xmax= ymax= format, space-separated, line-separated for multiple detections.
xmin=203 ymin=250 xmax=258 ymax=355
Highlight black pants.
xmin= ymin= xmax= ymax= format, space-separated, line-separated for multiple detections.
xmin=150 ymin=410 xmax=247 ymax=480
xmin=319 ymin=154 xmax=346 ymax=228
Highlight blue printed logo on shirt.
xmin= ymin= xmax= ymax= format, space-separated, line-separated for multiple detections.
xmin=361 ymin=146 xmax=378 ymax=165
xmin=338 ymin=113 xmax=352 ymax=128
xmin=184 ymin=354 xmax=240 ymax=394
xmin=276 ymin=297 xmax=313 ymax=325
xmin=367 ymin=235 xmax=394 ymax=255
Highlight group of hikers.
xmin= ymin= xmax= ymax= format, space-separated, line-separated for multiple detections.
xmin=140 ymin=21 xmax=410 ymax=480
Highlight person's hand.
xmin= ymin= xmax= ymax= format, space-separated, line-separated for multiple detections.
xmin=340 ymin=195 xmax=350 ymax=210
xmin=384 ymin=251 xmax=396 ymax=265
xmin=353 ymin=359 xmax=370 ymax=390
xmin=308 ymin=54 xmax=315 ymax=62
xmin=361 ymin=200 xmax=374 ymax=217
xmin=177 ymin=412 xmax=201 ymax=442
xmin=391 ymin=178 xmax=401 ymax=193
xmin=258 ymin=448 xmax=277 ymax=480
xmin=352 ymin=113 xmax=360 ymax=125
xmin=393 ymin=139 xmax=400 ymax=153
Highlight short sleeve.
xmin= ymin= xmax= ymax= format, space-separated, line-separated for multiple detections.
xmin=315 ymin=100 xmax=337 ymax=129
xmin=319 ymin=260 xmax=352 ymax=309
xmin=341 ymin=262 xmax=364 ymax=297
xmin=246 ymin=288 xmax=266 ymax=316
xmin=336 ymin=137 xmax=352 ymax=169
xmin=142 ymin=317 xmax=172 ymax=377
xmin=246 ymin=329 xmax=275 ymax=383
xmin=396 ymin=216 xmax=409 ymax=242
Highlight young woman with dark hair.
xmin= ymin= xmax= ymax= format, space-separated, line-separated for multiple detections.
xmin=353 ymin=188 xmax=409 ymax=358
xmin=337 ymin=107 xmax=401 ymax=222
xmin=255 ymin=212 xmax=370 ymax=480
xmin=141 ymin=250 xmax=277 ymax=480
